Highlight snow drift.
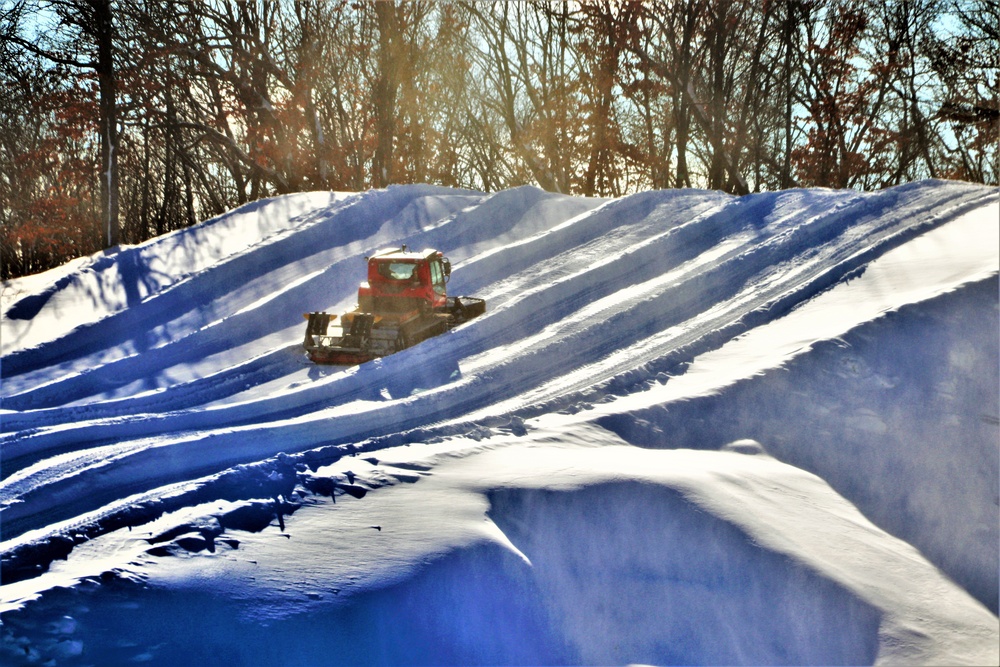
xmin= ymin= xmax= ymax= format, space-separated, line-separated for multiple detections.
xmin=1 ymin=180 xmax=997 ymax=665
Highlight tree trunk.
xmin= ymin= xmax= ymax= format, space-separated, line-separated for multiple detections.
xmin=781 ymin=0 xmax=795 ymax=188
xmin=93 ymin=0 xmax=119 ymax=248
xmin=373 ymin=2 xmax=400 ymax=187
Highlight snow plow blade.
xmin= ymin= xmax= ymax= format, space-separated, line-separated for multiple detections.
xmin=447 ymin=296 xmax=486 ymax=323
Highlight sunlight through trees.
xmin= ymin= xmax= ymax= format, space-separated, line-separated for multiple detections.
xmin=1 ymin=0 xmax=996 ymax=278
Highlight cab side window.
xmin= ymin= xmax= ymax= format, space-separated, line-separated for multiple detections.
xmin=430 ymin=260 xmax=445 ymax=293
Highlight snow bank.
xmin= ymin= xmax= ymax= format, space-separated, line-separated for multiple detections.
xmin=1 ymin=180 xmax=997 ymax=665
xmin=4 ymin=433 xmax=995 ymax=665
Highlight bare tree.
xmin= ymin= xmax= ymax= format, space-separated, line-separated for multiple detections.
xmin=2 ymin=0 xmax=996 ymax=280
xmin=3 ymin=0 xmax=121 ymax=247
xmin=926 ymin=0 xmax=999 ymax=183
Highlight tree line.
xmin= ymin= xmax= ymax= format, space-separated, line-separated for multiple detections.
xmin=1 ymin=0 xmax=996 ymax=279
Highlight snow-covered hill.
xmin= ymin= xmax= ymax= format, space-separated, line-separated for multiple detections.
xmin=1 ymin=181 xmax=997 ymax=665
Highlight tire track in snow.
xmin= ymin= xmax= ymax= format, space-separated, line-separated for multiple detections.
xmin=2 ymin=183 xmax=993 ymax=543
xmin=2 ymin=184 xmax=990 ymax=461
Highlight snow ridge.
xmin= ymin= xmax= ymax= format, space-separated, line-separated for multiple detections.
xmin=1 ymin=180 xmax=997 ymax=666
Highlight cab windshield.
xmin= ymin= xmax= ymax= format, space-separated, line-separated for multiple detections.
xmin=378 ymin=261 xmax=417 ymax=281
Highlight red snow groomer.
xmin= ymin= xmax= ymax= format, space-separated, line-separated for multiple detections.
xmin=303 ymin=246 xmax=486 ymax=365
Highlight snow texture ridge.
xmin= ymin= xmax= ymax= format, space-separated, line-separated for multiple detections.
xmin=1 ymin=180 xmax=997 ymax=665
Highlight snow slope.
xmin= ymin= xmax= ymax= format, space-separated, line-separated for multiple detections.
xmin=1 ymin=181 xmax=997 ymax=665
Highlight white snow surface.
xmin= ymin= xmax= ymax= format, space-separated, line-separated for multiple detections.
xmin=0 ymin=181 xmax=997 ymax=665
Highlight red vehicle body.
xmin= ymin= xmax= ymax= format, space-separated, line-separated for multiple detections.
xmin=303 ymin=247 xmax=485 ymax=365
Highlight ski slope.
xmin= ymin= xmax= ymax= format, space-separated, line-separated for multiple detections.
xmin=1 ymin=180 xmax=998 ymax=665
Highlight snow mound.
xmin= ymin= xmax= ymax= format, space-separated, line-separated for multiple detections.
xmin=2 ymin=181 xmax=997 ymax=665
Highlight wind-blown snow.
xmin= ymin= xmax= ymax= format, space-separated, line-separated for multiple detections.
xmin=1 ymin=180 xmax=997 ymax=665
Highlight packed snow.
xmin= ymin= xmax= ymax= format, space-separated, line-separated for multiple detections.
xmin=1 ymin=180 xmax=997 ymax=665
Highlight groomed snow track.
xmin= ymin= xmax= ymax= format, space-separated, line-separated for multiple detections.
xmin=1 ymin=181 xmax=997 ymax=666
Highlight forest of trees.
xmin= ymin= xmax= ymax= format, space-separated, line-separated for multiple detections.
xmin=1 ymin=0 xmax=997 ymax=279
